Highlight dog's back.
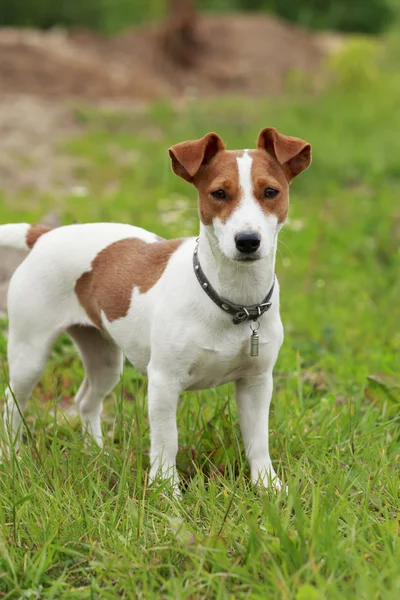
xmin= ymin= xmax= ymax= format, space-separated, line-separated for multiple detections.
xmin=3 ymin=222 xmax=157 ymax=326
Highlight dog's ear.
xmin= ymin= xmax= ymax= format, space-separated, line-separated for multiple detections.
xmin=257 ymin=127 xmax=311 ymax=180
xmin=169 ymin=133 xmax=225 ymax=183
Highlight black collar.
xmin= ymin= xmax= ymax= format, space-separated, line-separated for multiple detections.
xmin=193 ymin=244 xmax=275 ymax=325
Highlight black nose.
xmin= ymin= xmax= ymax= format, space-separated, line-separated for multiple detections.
xmin=235 ymin=232 xmax=261 ymax=254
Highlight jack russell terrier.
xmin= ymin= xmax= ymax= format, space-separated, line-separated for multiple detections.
xmin=0 ymin=127 xmax=311 ymax=491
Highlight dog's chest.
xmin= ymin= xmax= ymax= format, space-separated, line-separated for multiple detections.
xmin=184 ymin=334 xmax=277 ymax=391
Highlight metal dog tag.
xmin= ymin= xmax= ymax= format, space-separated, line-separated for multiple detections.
xmin=250 ymin=329 xmax=259 ymax=357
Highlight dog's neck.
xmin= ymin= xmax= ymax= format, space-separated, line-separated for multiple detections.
xmin=197 ymin=224 xmax=276 ymax=307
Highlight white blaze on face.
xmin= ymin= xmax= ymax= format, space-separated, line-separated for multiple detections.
xmin=213 ymin=150 xmax=279 ymax=260
xmin=237 ymin=150 xmax=254 ymax=202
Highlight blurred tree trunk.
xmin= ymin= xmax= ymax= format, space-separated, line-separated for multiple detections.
xmin=162 ymin=0 xmax=200 ymax=68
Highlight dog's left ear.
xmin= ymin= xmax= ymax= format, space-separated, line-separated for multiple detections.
xmin=169 ymin=133 xmax=225 ymax=184
xmin=257 ymin=127 xmax=311 ymax=180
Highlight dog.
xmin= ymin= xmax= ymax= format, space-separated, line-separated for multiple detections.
xmin=0 ymin=127 xmax=311 ymax=491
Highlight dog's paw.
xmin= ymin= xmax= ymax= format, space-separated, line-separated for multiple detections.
xmin=148 ymin=466 xmax=181 ymax=498
xmin=253 ymin=468 xmax=287 ymax=495
xmin=270 ymin=477 xmax=288 ymax=495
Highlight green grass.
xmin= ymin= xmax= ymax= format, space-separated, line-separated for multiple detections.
xmin=1 ymin=46 xmax=400 ymax=598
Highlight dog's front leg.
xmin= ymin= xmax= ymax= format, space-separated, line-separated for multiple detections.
xmin=235 ymin=373 xmax=283 ymax=491
xmin=147 ymin=368 xmax=180 ymax=489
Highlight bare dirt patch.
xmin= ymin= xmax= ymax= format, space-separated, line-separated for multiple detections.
xmin=0 ymin=14 xmax=329 ymax=101
xmin=0 ymin=95 xmax=83 ymax=197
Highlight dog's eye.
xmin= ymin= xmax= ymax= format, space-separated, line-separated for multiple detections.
xmin=211 ymin=189 xmax=226 ymax=200
xmin=264 ymin=188 xmax=279 ymax=199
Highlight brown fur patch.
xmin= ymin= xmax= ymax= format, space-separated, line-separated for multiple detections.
xmin=194 ymin=150 xmax=243 ymax=225
xmin=248 ymin=149 xmax=290 ymax=224
xmin=75 ymin=237 xmax=183 ymax=328
xmin=193 ymin=149 xmax=290 ymax=226
xmin=26 ymin=224 xmax=52 ymax=249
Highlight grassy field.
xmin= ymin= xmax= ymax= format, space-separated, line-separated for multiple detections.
xmin=1 ymin=45 xmax=400 ymax=598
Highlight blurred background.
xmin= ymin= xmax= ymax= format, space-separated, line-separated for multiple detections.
xmin=0 ymin=0 xmax=400 ymax=398
xmin=1 ymin=4 xmax=400 ymax=595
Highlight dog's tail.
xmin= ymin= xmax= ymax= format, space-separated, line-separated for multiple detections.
xmin=0 ymin=223 xmax=52 ymax=251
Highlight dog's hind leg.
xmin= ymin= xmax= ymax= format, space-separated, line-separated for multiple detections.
xmin=67 ymin=325 xmax=123 ymax=447
xmin=3 ymin=328 xmax=59 ymax=448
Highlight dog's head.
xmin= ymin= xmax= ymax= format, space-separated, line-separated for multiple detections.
xmin=169 ymin=128 xmax=311 ymax=262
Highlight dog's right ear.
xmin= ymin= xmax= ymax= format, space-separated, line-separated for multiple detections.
xmin=169 ymin=133 xmax=225 ymax=183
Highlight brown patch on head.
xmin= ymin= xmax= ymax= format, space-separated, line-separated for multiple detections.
xmin=193 ymin=149 xmax=291 ymax=226
xmin=26 ymin=224 xmax=52 ymax=249
xmin=248 ymin=149 xmax=291 ymax=224
xmin=75 ymin=237 xmax=183 ymax=328
xmin=193 ymin=150 xmax=244 ymax=225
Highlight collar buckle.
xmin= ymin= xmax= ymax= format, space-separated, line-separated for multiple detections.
xmin=232 ymin=301 xmax=272 ymax=325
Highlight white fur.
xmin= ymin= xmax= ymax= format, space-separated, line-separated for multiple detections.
xmin=2 ymin=198 xmax=285 ymax=492
xmin=237 ymin=149 xmax=253 ymax=197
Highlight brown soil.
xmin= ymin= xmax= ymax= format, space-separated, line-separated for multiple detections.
xmin=0 ymin=14 xmax=328 ymax=100
xmin=0 ymin=95 xmax=82 ymax=196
